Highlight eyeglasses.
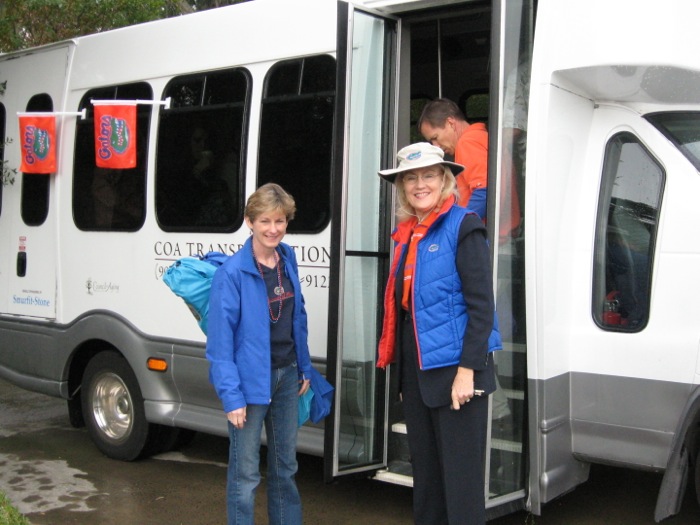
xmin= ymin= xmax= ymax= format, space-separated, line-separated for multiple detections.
xmin=401 ymin=172 xmax=442 ymax=186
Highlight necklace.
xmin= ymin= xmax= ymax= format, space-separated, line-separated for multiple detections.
xmin=252 ymin=247 xmax=284 ymax=323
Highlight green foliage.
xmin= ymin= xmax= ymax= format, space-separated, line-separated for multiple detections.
xmin=0 ymin=491 xmax=30 ymax=525
xmin=0 ymin=0 xmax=179 ymax=52
xmin=0 ymin=0 xmax=254 ymax=52
xmin=0 ymin=81 xmax=15 ymax=187
xmin=1 ymin=138 xmax=17 ymax=187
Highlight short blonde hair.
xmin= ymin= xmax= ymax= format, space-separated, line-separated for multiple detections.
xmin=245 ymin=183 xmax=296 ymax=222
xmin=394 ymin=165 xmax=459 ymax=221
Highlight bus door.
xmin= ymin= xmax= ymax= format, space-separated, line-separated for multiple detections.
xmin=324 ymin=3 xmax=398 ymax=480
xmin=2 ymin=45 xmax=71 ymax=320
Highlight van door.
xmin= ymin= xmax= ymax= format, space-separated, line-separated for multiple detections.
xmin=1 ymin=45 xmax=71 ymax=320
xmin=324 ymin=2 xmax=398 ymax=480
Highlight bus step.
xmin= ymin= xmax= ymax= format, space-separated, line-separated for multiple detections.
xmin=374 ymin=469 xmax=414 ymax=487
xmin=503 ymin=388 xmax=524 ymax=401
xmin=392 ymin=422 xmax=522 ymax=453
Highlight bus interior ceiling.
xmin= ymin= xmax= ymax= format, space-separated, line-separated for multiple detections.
xmin=407 ymin=3 xmax=491 ymax=145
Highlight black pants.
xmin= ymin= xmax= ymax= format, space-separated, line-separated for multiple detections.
xmin=401 ymin=318 xmax=489 ymax=525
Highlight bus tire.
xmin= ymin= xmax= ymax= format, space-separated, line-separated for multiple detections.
xmin=155 ymin=426 xmax=197 ymax=453
xmin=81 ymin=351 xmax=153 ymax=461
xmin=696 ymin=446 xmax=700 ymax=507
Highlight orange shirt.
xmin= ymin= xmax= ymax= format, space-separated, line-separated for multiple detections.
xmin=456 ymin=122 xmax=521 ymax=242
xmin=454 ymin=122 xmax=488 ymax=207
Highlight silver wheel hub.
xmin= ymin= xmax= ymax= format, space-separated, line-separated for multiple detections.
xmin=91 ymin=372 xmax=133 ymax=441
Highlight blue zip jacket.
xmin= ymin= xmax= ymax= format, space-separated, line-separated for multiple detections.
xmin=206 ymin=237 xmax=313 ymax=413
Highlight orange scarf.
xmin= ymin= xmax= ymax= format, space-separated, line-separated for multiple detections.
xmin=401 ymin=196 xmax=455 ymax=309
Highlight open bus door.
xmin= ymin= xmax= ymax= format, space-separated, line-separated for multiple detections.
xmin=325 ymin=0 xmax=531 ymax=514
xmin=324 ymin=2 xmax=398 ymax=481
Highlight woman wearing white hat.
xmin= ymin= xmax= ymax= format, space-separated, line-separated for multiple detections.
xmin=376 ymin=143 xmax=501 ymax=525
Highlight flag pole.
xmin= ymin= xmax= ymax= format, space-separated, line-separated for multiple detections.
xmin=17 ymin=109 xmax=87 ymax=119
xmin=91 ymin=98 xmax=171 ymax=110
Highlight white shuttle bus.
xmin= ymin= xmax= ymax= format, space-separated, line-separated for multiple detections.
xmin=1 ymin=0 xmax=700 ymax=520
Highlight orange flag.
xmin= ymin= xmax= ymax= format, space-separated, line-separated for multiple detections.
xmin=19 ymin=114 xmax=56 ymax=174
xmin=93 ymin=103 xmax=137 ymax=169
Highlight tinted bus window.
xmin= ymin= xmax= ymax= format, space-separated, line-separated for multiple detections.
xmin=156 ymin=68 xmax=249 ymax=232
xmin=593 ymin=133 xmax=664 ymax=331
xmin=73 ymin=83 xmax=151 ymax=231
xmin=259 ymin=55 xmax=335 ymax=233
xmin=21 ymin=94 xmax=53 ymax=226
xmin=0 ymin=103 xmax=5 ymax=216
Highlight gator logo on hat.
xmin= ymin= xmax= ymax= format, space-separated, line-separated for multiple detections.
xmin=407 ymin=151 xmax=422 ymax=160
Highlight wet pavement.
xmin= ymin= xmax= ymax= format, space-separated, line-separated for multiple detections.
xmin=1 ymin=377 xmax=699 ymax=524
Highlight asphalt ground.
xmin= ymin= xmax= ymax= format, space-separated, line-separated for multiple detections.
xmin=1 ymin=377 xmax=699 ymax=524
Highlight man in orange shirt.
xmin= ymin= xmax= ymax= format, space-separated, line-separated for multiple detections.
xmin=418 ymin=98 xmax=521 ymax=242
xmin=418 ymin=98 xmax=488 ymax=217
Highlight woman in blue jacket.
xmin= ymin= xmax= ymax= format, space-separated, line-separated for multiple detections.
xmin=377 ymin=143 xmax=501 ymax=525
xmin=206 ymin=183 xmax=312 ymax=525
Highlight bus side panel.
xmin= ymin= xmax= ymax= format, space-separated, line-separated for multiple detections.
xmin=0 ymin=45 xmax=73 ymax=320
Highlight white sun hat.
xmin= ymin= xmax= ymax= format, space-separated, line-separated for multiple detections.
xmin=377 ymin=142 xmax=465 ymax=184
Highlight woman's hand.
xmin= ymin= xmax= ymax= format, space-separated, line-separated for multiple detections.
xmin=298 ymin=378 xmax=311 ymax=396
xmin=451 ymin=366 xmax=475 ymax=410
xmin=227 ymin=407 xmax=247 ymax=429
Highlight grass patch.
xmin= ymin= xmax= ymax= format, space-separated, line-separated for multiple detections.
xmin=0 ymin=492 xmax=30 ymax=525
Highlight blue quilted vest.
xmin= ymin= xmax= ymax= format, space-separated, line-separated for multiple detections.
xmin=411 ymin=206 xmax=502 ymax=370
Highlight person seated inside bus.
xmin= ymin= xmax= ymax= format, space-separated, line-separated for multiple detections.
xmin=188 ymin=126 xmax=236 ymax=227
xmin=91 ymin=166 xmax=144 ymax=229
xmin=605 ymin=199 xmax=651 ymax=327
xmin=158 ymin=125 xmax=236 ymax=229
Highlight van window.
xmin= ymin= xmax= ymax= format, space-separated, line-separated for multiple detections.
xmin=73 ymin=83 xmax=151 ymax=231
xmin=645 ymin=111 xmax=700 ymax=171
xmin=156 ymin=68 xmax=249 ymax=232
xmin=21 ymin=94 xmax=53 ymax=226
xmin=259 ymin=55 xmax=335 ymax=233
xmin=593 ymin=133 xmax=664 ymax=331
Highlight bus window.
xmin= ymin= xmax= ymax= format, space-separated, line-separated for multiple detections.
xmin=645 ymin=111 xmax=700 ymax=171
xmin=21 ymin=94 xmax=53 ymax=226
xmin=593 ymin=133 xmax=664 ymax=331
xmin=73 ymin=83 xmax=151 ymax=231
xmin=258 ymin=55 xmax=335 ymax=233
xmin=156 ymin=68 xmax=249 ymax=232
xmin=0 ymin=102 xmax=5 ymax=216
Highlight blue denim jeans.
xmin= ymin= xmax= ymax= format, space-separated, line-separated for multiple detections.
xmin=227 ymin=363 xmax=302 ymax=525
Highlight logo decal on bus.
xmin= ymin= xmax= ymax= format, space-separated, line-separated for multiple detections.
xmin=86 ymin=278 xmax=120 ymax=295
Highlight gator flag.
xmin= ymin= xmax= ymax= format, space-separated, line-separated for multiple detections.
xmin=18 ymin=114 xmax=56 ymax=174
xmin=93 ymin=102 xmax=136 ymax=169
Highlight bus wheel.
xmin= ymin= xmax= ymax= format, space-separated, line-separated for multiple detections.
xmin=696 ymin=447 xmax=700 ymax=507
xmin=81 ymin=351 xmax=153 ymax=461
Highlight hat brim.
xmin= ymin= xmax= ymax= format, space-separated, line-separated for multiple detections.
xmin=378 ymin=160 xmax=465 ymax=184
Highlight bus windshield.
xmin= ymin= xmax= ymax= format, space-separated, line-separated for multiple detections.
xmin=646 ymin=112 xmax=700 ymax=171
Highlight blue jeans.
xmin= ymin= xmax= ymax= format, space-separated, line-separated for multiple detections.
xmin=227 ymin=363 xmax=302 ymax=525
